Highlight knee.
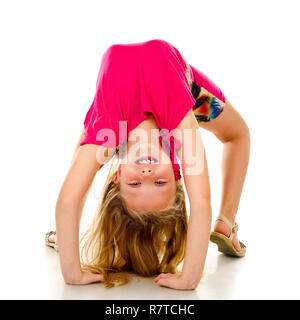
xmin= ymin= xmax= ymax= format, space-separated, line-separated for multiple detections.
xmin=239 ymin=122 xmax=250 ymax=142
xmin=222 ymin=121 xmax=250 ymax=144
xmin=243 ymin=122 xmax=250 ymax=141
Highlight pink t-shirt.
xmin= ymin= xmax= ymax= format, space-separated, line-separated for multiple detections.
xmin=80 ymin=39 xmax=225 ymax=149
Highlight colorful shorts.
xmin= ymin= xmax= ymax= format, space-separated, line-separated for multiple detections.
xmin=185 ymin=69 xmax=226 ymax=123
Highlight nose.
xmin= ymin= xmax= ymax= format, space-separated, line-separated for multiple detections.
xmin=140 ymin=167 xmax=153 ymax=177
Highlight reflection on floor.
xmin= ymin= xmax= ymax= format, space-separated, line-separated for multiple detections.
xmin=1 ymin=219 xmax=299 ymax=300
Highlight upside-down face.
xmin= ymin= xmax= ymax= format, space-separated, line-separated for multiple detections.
xmin=114 ymin=139 xmax=176 ymax=212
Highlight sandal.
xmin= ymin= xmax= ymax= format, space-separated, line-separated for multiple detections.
xmin=210 ymin=215 xmax=247 ymax=257
xmin=45 ymin=231 xmax=59 ymax=252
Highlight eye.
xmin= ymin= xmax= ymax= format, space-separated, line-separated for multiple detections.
xmin=155 ymin=181 xmax=166 ymax=185
xmin=128 ymin=181 xmax=167 ymax=186
xmin=128 ymin=182 xmax=141 ymax=186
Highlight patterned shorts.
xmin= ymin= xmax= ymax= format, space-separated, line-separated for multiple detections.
xmin=185 ymin=70 xmax=226 ymax=124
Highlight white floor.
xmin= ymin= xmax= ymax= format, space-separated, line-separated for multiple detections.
xmin=1 ymin=171 xmax=299 ymax=300
xmin=1 ymin=225 xmax=299 ymax=300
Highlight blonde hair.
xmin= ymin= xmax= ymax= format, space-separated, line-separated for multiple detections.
xmin=80 ymin=147 xmax=188 ymax=288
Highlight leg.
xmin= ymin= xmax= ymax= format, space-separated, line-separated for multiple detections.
xmin=197 ymin=99 xmax=250 ymax=251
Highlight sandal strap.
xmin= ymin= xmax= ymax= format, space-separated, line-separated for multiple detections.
xmin=216 ymin=215 xmax=239 ymax=241
xmin=240 ymin=241 xmax=247 ymax=249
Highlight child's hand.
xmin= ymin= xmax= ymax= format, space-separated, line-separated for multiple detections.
xmin=79 ymin=271 xmax=104 ymax=285
xmin=153 ymin=273 xmax=198 ymax=290
xmin=66 ymin=270 xmax=104 ymax=285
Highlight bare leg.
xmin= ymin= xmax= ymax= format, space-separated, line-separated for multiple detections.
xmin=214 ymin=135 xmax=250 ymax=251
xmin=197 ymin=99 xmax=250 ymax=251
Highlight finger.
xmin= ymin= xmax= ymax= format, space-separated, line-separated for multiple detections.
xmin=154 ymin=273 xmax=173 ymax=282
xmin=90 ymin=273 xmax=104 ymax=283
xmin=154 ymin=273 xmax=170 ymax=282
xmin=157 ymin=278 xmax=174 ymax=289
xmin=153 ymin=273 xmax=164 ymax=281
xmin=84 ymin=272 xmax=104 ymax=284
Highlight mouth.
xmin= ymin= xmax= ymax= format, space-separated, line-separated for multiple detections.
xmin=134 ymin=156 xmax=158 ymax=165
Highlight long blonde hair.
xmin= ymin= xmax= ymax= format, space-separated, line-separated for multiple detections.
xmin=80 ymin=147 xmax=188 ymax=288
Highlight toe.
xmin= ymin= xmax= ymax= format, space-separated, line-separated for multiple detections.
xmin=48 ymin=233 xmax=56 ymax=243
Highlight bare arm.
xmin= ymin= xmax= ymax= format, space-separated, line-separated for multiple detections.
xmin=175 ymin=110 xmax=212 ymax=288
xmin=70 ymin=127 xmax=85 ymax=166
xmin=180 ymin=150 xmax=212 ymax=288
xmin=55 ymin=141 xmax=115 ymax=284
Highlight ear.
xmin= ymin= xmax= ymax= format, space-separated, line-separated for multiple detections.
xmin=114 ymin=166 xmax=121 ymax=184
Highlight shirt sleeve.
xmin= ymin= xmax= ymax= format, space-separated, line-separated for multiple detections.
xmin=80 ymin=95 xmax=118 ymax=148
xmin=189 ymin=64 xmax=226 ymax=103
xmin=164 ymin=39 xmax=226 ymax=103
xmin=168 ymin=42 xmax=227 ymax=123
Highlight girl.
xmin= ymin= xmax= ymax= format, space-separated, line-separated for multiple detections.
xmin=45 ymin=39 xmax=250 ymax=290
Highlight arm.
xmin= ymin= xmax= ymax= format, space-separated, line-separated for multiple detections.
xmin=55 ymin=142 xmax=115 ymax=284
xmin=180 ymin=150 xmax=212 ymax=288
xmin=179 ymin=111 xmax=212 ymax=288
xmin=70 ymin=127 xmax=85 ymax=166
xmin=154 ymin=110 xmax=212 ymax=290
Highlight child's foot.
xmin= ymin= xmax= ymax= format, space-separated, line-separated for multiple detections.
xmin=213 ymin=220 xmax=242 ymax=252
xmin=48 ymin=233 xmax=57 ymax=244
xmin=45 ymin=231 xmax=58 ymax=251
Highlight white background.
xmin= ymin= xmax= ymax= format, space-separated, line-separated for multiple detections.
xmin=0 ymin=0 xmax=299 ymax=299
